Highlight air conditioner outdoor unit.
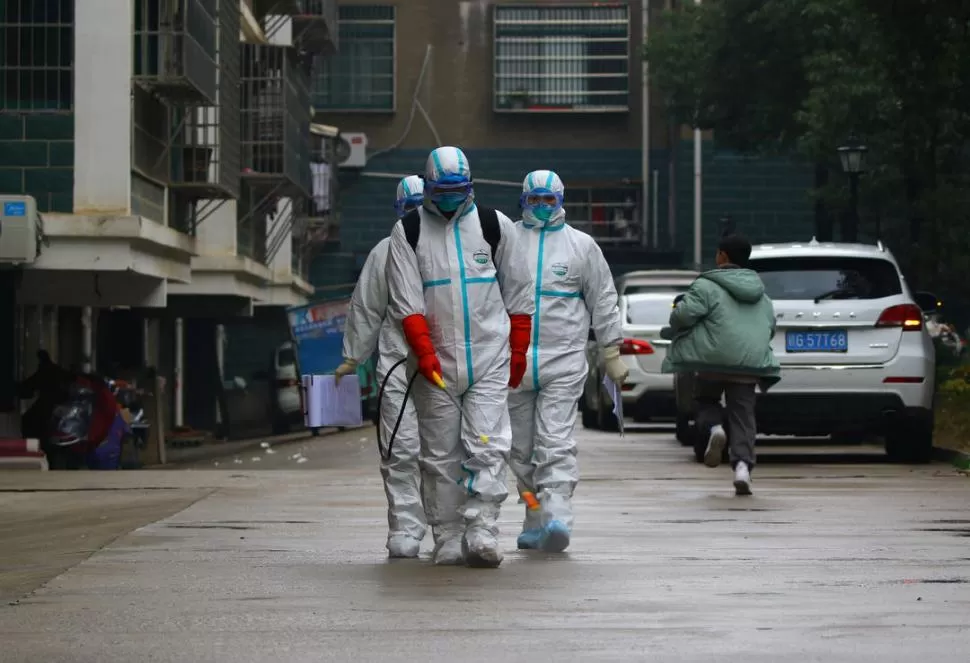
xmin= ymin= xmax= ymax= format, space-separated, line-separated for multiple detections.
xmin=335 ymin=132 xmax=368 ymax=168
xmin=0 ymin=195 xmax=39 ymax=264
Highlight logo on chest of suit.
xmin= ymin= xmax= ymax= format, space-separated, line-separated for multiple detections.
xmin=551 ymin=262 xmax=568 ymax=277
xmin=472 ymin=248 xmax=490 ymax=265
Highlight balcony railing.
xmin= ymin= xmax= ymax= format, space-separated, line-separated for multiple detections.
xmin=169 ymin=0 xmax=242 ymax=199
xmin=240 ymin=44 xmax=312 ymax=197
xmin=133 ymin=0 xmax=219 ymax=106
xmin=292 ymin=0 xmax=338 ymax=54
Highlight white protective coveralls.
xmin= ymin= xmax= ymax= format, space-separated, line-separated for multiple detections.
xmin=385 ymin=147 xmax=535 ymax=567
xmin=508 ymin=169 xmax=624 ymax=552
xmin=340 ymin=176 xmax=426 ymax=558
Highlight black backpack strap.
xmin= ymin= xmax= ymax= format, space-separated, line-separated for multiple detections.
xmin=401 ymin=209 xmax=421 ymax=252
xmin=477 ymin=206 xmax=501 ymax=262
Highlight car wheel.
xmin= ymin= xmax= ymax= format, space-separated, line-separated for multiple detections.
xmin=676 ymin=414 xmax=694 ymax=446
xmin=885 ymin=412 xmax=933 ymax=464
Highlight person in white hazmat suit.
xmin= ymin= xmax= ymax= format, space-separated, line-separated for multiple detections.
xmin=333 ymin=175 xmax=427 ymax=558
xmin=385 ymin=146 xmax=535 ymax=568
xmin=508 ymin=170 xmax=628 ymax=553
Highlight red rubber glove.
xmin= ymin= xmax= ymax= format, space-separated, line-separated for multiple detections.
xmin=402 ymin=314 xmax=443 ymax=385
xmin=508 ymin=314 xmax=532 ymax=388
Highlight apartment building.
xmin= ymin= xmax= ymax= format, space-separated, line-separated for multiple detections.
xmin=310 ymin=0 xmax=816 ymax=290
xmin=0 ymin=0 xmax=339 ymax=434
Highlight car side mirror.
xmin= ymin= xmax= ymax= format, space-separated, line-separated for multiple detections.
xmin=913 ymin=291 xmax=941 ymax=313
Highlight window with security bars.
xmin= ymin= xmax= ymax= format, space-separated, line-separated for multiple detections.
xmin=493 ymin=3 xmax=630 ymax=113
xmin=0 ymin=0 xmax=74 ymax=110
xmin=310 ymin=5 xmax=394 ymax=111
xmin=564 ymin=185 xmax=641 ymax=244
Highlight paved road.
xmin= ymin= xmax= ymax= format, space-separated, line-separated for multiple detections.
xmin=2 ymin=424 xmax=969 ymax=662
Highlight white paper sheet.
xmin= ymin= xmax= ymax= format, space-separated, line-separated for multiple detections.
xmin=302 ymin=374 xmax=363 ymax=428
xmin=602 ymin=375 xmax=625 ymax=437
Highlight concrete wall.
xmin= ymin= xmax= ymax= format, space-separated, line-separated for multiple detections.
xmin=73 ymin=0 xmax=133 ymax=215
xmin=321 ymin=0 xmax=665 ymax=152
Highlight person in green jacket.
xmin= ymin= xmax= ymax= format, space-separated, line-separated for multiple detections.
xmin=661 ymin=234 xmax=780 ymax=495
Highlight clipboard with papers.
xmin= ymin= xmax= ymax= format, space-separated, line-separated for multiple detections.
xmin=602 ymin=375 xmax=625 ymax=437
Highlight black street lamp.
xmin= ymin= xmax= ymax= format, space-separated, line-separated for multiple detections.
xmin=838 ymin=135 xmax=868 ymax=242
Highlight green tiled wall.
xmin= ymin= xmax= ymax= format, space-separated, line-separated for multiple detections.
xmin=674 ymin=139 xmax=815 ymax=267
xmin=0 ymin=112 xmax=74 ymax=213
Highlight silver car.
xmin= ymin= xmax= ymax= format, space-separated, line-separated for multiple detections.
xmin=582 ymin=270 xmax=697 ymax=430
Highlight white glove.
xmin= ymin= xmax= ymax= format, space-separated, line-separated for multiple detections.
xmin=602 ymin=345 xmax=629 ymax=384
xmin=333 ymin=358 xmax=357 ymax=383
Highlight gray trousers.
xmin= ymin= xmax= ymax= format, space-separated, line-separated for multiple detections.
xmin=694 ymin=377 xmax=757 ymax=469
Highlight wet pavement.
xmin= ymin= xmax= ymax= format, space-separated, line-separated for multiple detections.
xmin=2 ymin=424 xmax=969 ymax=662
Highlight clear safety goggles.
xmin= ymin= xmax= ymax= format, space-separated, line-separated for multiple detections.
xmin=426 ymin=176 xmax=473 ymax=200
xmin=520 ymin=190 xmax=563 ymax=209
xmin=394 ymin=194 xmax=424 ymax=217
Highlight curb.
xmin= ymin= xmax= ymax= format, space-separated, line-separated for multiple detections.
xmin=931 ymin=446 xmax=970 ymax=468
xmin=150 ymin=425 xmax=371 ymax=468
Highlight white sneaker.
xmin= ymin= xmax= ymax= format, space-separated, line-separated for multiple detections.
xmin=734 ymin=462 xmax=752 ymax=496
xmin=704 ymin=425 xmax=727 ymax=468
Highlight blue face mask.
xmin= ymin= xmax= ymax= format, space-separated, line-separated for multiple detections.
xmin=532 ymin=205 xmax=558 ymax=222
xmin=434 ymin=193 xmax=467 ymax=212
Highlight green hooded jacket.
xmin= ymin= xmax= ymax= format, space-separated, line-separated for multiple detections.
xmin=661 ymin=266 xmax=780 ymax=381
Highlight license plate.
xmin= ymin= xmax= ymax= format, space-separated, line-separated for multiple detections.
xmin=785 ymin=329 xmax=848 ymax=353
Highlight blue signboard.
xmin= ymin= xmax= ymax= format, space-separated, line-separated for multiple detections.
xmin=287 ymin=299 xmax=350 ymax=376
xmin=3 ymin=201 xmax=26 ymax=217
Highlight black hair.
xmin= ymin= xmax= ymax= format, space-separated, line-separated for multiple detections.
xmin=718 ymin=234 xmax=752 ymax=267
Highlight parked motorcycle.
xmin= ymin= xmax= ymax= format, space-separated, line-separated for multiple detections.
xmin=45 ymin=375 xmax=129 ymax=470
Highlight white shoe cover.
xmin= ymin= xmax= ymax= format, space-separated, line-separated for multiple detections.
xmin=387 ymin=532 xmax=421 ymax=558
xmin=462 ymin=526 xmax=503 ymax=568
xmin=432 ymin=536 xmax=465 ymax=565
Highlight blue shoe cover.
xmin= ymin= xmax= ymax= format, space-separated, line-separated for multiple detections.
xmin=516 ymin=529 xmax=543 ymax=550
xmin=539 ymin=520 xmax=571 ymax=553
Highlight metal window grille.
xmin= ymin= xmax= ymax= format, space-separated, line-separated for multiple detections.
xmin=310 ymin=4 xmax=394 ymax=111
xmin=131 ymin=171 xmax=167 ymax=224
xmin=292 ymin=0 xmax=339 ymax=54
xmin=493 ymin=3 xmax=630 ymax=113
xmin=169 ymin=0 xmax=242 ymax=199
xmin=240 ymin=43 xmax=312 ymax=195
xmin=133 ymin=0 xmax=220 ymax=106
xmin=564 ymin=185 xmax=641 ymax=243
xmin=0 ymin=0 xmax=74 ymax=111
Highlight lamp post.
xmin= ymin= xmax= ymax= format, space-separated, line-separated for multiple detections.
xmin=837 ymin=135 xmax=868 ymax=242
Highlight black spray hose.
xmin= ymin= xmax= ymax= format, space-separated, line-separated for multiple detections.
xmin=375 ymin=358 xmax=418 ymax=461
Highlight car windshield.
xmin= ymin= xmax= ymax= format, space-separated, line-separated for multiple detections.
xmin=750 ymin=257 xmax=903 ymax=301
xmin=622 ymin=284 xmax=690 ymax=296
xmin=625 ymin=296 xmax=677 ymax=324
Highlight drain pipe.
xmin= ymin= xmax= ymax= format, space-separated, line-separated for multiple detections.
xmin=692 ymin=0 xmax=703 ymax=270
xmin=81 ymin=306 xmax=93 ymax=374
xmin=215 ymin=323 xmax=226 ymax=425
xmin=174 ymin=317 xmax=184 ymax=428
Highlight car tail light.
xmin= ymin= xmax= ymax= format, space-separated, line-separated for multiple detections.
xmin=883 ymin=376 xmax=925 ymax=384
xmin=619 ymin=338 xmax=654 ymax=355
xmin=875 ymin=304 xmax=923 ymax=331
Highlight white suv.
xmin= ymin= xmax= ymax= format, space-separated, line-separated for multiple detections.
xmin=676 ymin=240 xmax=936 ymax=462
